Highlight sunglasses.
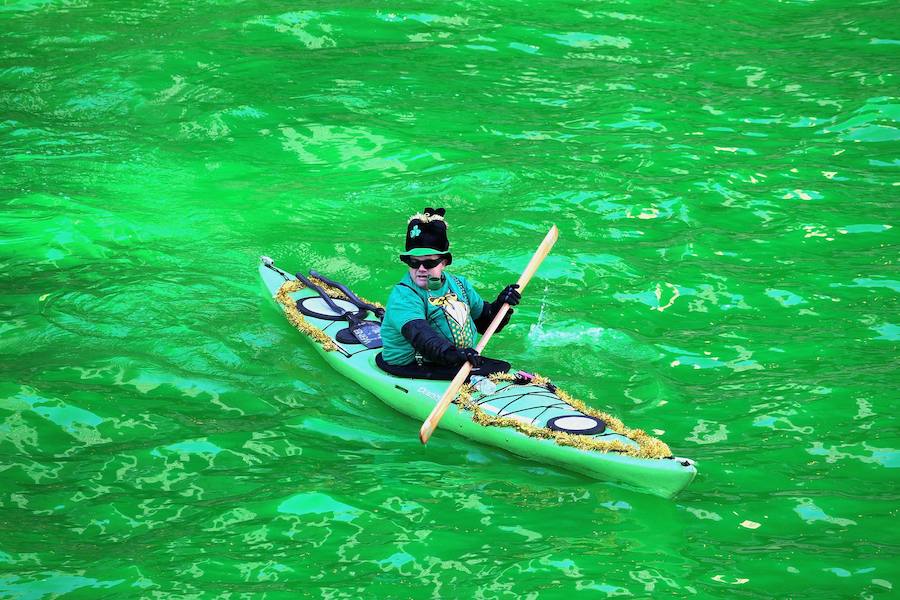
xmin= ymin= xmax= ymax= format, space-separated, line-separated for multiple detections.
xmin=401 ymin=256 xmax=444 ymax=269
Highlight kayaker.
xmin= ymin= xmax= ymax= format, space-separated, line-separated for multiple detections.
xmin=377 ymin=207 xmax=521 ymax=380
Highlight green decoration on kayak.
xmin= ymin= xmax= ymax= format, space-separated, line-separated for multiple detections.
xmin=260 ymin=258 xmax=697 ymax=498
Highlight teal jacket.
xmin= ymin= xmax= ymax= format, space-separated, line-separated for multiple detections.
xmin=380 ymin=272 xmax=485 ymax=365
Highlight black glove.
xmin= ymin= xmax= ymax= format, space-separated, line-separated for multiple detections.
xmin=454 ymin=347 xmax=483 ymax=368
xmin=473 ymin=284 xmax=519 ymax=334
xmin=473 ymin=301 xmax=512 ymax=334
xmin=495 ymin=284 xmax=521 ymax=307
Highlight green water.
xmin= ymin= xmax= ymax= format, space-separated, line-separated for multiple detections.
xmin=1 ymin=0 xmax=897 ymax=597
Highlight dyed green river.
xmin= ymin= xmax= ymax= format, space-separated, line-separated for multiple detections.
xmin=2 ymin=0 xmax=897 ymax=597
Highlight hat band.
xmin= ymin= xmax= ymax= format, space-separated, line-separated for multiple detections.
xmin=399 ymin=247 xmax=450 ymax=257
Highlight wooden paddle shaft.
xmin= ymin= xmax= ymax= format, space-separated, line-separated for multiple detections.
xmin=419 ymin=225 xmax=559 ymax=444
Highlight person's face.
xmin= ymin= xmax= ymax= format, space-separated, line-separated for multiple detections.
xmin=405 ymin=254 xmax=446 ymax=289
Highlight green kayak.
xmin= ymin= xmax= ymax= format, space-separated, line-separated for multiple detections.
xmin=260 ymin=257 xmax=697 ymax=498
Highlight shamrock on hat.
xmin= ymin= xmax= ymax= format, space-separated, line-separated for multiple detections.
xmin=399 ymin=207 xmax=452 ymax=265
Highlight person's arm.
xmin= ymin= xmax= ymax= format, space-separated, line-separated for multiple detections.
xmin=401 ymin=320 xmax=482 ymax=367
xmin=473 ymin=284 xmax=520 ymax=334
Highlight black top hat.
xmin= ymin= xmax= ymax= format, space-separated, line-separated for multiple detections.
xmin=400 ymin=207 xmax=452 ymax=264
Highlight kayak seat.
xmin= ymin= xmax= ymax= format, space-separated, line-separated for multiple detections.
xmin=375 ymin=352 xmax=510 ymax=381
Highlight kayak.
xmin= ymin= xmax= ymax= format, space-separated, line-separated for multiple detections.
xmin=260 ymin=257 xmax=697 ymax=498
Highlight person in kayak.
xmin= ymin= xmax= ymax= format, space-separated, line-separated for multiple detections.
xmin=377 ymin=207 xmax=521 ymax=380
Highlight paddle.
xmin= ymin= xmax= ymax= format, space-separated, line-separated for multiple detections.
xmin=419 ymin=224 xmax=559 ymax=444
xmin=309 ymin=270 xmax=385 ymax=320
xmin=294 ymin=272 xmax=382 ymax=349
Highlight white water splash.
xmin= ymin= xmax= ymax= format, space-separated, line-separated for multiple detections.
xmin=528 ymin=285 xmax=550 ymax=339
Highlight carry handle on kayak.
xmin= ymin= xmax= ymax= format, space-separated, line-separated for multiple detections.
xmin=419 ymin=224 xmax=559 ymax=444
xmin=260 ymin=255 xmax=290 ymax=281
xmin=309 ymin=270 xmax=385 ymax=320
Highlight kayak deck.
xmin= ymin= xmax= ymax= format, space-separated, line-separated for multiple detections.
xmin=260 ymin=259 xmax=697 ymax=498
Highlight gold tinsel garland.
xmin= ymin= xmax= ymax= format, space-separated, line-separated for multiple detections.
xmin=274 ymin=276 xmax=668 ymax=459
xmin=273 ymin=277 xmax=385 ymax=353
xmin=454 ymin=373 xmax=673 ymax=460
